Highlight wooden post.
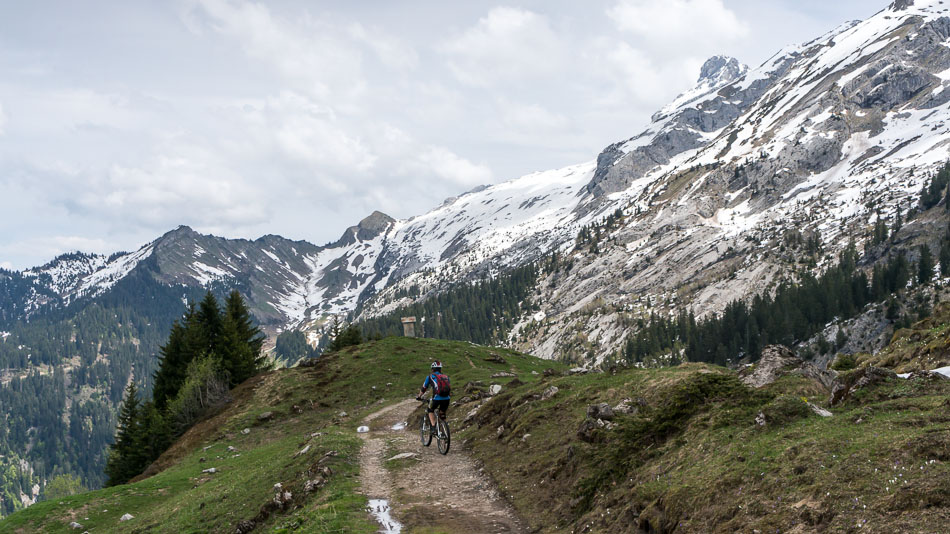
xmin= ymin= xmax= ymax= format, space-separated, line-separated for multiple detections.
xmin=401 ymin=317 xmax=417 ymax=338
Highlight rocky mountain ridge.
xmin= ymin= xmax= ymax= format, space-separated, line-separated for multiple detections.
xmin=6 ymin=1 xmax=950 ymax=364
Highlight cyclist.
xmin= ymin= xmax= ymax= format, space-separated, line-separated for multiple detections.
xmin=417 ymin=361 xmax=451 ymax=430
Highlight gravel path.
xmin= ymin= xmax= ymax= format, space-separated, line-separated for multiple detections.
xmin=358 ymin=398 xmax=524 ymax=533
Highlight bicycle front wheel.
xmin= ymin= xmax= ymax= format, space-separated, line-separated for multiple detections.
xmin=436 ymin=418 xmax=450 ymax=455
xmin=420 ymin=415 xmax=432 ymax=447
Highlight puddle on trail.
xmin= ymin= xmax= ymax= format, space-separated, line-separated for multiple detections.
xmin=391 ymin=421 xmax=407 ymax=431
xmin=368 ymin=499 xmax=402 ymax=533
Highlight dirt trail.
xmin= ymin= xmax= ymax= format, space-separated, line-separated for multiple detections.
xmin=358 ymin=399 xmax=525 ymax=534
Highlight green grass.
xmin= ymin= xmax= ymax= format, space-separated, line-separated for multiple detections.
xmin=7 ymin=335 xmax=947 ymax=533
xmin=461 ymin=362 xmax=950 ymax=534
xmin=0 ymin=337 xmax=561 ymax=534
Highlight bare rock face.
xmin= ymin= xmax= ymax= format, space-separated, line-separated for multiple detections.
xmin=829 ymin=367 xmax=898 ymax=406
xmin=739 ymin=345 xmax=835 ymax=389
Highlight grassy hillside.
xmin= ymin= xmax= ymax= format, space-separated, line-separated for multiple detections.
xmin=4 ymin=334 xmax=948 ymax=533
xmin=461 ymin=363 xmax=950 ymax=533
xmin=0 ymin=337 xmax=557 ymax=533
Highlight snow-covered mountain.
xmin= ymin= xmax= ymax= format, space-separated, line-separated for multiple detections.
xmin=9 ymin=0 xmax=950 ymax=361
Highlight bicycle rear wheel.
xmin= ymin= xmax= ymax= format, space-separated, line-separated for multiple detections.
xmin=436 ymin=418 xmax=450 ymax=455
xmin=420 ymin=415 xmax=432 ymax=447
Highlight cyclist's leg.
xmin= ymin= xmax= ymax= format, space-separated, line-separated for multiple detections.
xmin=427 ymin=399 xmax=437 ymax=426
xmin=437 ymin=399 xmax=449 ymax=422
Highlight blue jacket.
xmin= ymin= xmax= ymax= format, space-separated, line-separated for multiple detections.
xmin=423 ymin=373 xmax=450 ymax=400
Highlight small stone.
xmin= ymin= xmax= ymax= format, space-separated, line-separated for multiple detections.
xmin=338 ymin=411 xmax=348 ymax=418
xmin=541 ymin=386 xmax=559 ymax=400
xmin=199 ymin=457 xmax=206 ymax=463
xmin=257 ymin=411 xmax=274 ymax=422
xmin=202 ymin=467 xmax=217 ymax=474
xmin=357 ymin=425 xmax=370 ymax=433
xmin=119 ymin=514 xmax=134 ymax=522
xmin=241 ymin=428 xmax=250 ymax=435
xmin=521 ymin=433 xmax=531 ymax=442
xmin=304 ymin=478 xmax=326 ymax=493
xmin=491 ymin=371 xmax=516 ymax=378
xmin=489 ymin=384 xmax=502 ymax=396
xmin=69 ymin=522 xmax=83 ymax=529
xmin=387 ymin=452 xmax=420 ymax=461
xmin=295 ymin=444 xmax=311 ymax=457
xmin=755 ymin=412 xmax=767 ymax=426
xmin=496 ymin=425 xmax=505 ymax=439
xmin=227 ymin=446 xmax=237 ymax=452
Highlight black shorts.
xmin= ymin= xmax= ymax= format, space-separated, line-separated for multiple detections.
xmin=427 ymin=398 xmax=449 ymax=414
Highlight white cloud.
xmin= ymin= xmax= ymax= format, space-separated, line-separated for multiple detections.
xmin=348 ymin=23 xmax=419 ymax=72
xmin=416 ymin=147 xmax=493 ymax=189
xmin=607 ymin=0 xmax=749 ymax=58
xmin=441 ymin=7 xmax=565 ymax=87
xmin=0 ymin=102 xmax=6 ymax=135
xmin=181 ymin=0 xmax=365 ymax=101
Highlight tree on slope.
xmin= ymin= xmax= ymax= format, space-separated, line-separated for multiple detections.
xmin=220 ymin=290 xmax=266 ymax=385
xmin=104 ymin=382 xmax=143 ymax=486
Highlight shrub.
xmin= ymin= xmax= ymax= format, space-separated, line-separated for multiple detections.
xmin=830 ymin=353 xmax=858 ymax=371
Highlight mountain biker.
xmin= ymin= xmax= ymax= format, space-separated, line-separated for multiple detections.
xmin=417 ymin=361 xmax=450 ymax=430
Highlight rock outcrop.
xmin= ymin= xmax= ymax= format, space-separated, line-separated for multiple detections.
xmin=739 ymin=345 xmax=835 ymax=389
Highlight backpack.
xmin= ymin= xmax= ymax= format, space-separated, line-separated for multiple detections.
xmin=431 ymin=373 xmax=451 ymax=397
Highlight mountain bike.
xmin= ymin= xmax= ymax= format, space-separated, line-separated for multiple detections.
xmin=417 ymin=398 xmax=451 ymax=454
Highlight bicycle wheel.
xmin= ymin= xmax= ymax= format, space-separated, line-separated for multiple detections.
xmin=436 ymin=418 xmax=450 ymax=455
xmin=420 ymin=415 xmax=432 ymax=447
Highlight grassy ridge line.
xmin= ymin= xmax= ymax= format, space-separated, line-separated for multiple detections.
xmin=460 ymin=362 xmax=950 ymax=533
xmin=1 ymin=338 xmax=560 ymax=533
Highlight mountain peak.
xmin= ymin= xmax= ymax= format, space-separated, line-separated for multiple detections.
xmin=697 ymin=55 xmax=746 ymax=85
xmin=358 ymin=211 xmax=395 ymax=234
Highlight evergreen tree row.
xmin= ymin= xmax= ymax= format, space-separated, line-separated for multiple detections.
xmin=104 ymin=290 xmax=266 ymax=487
xmin=359 ymin=263 xmax=540 ymax=345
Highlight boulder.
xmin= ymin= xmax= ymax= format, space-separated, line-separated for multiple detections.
xmin=257 ymin=411 xmax=274 ymax=422
xmin=304 ymin=478 xmax=326 ymax=493
xmin=612 ymin=398 xmax=641 ymax=415
xmin=485 ymin=353 xmax=507 ymax=364
xmin=489 ymin=384 xmax=502 ymax=396
xmin=586 ymin=403 xmax=615 ymax=421
xmin=740 ymin=345 xmax=835 ymax=389
xmin=829 ymin=367 xmax=897 ymax=406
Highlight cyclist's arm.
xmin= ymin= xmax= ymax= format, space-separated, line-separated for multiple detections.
xmin=418 ymin=375 xmax=431 ymax=399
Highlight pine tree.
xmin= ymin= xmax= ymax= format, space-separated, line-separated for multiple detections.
xmin=940 ymin=240 xmax=950 ymax=277
xmin=136 ymin=401 xmax=172 ymax=465
xmin=104 ymin=382 xmax=142 ymax=486
xmin=917 ymin=244 xmax=935 ymax=285
xmin=221 ymin=290 xmax=266 ymax=385
xmin=152 ymin=309 xmax=193 ymax=411
xmin=196 ymin=291 xmax=223 ymax=355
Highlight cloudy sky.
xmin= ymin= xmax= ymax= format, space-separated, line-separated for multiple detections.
xmin=0 ymin=0 xmax=881 ymax=270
